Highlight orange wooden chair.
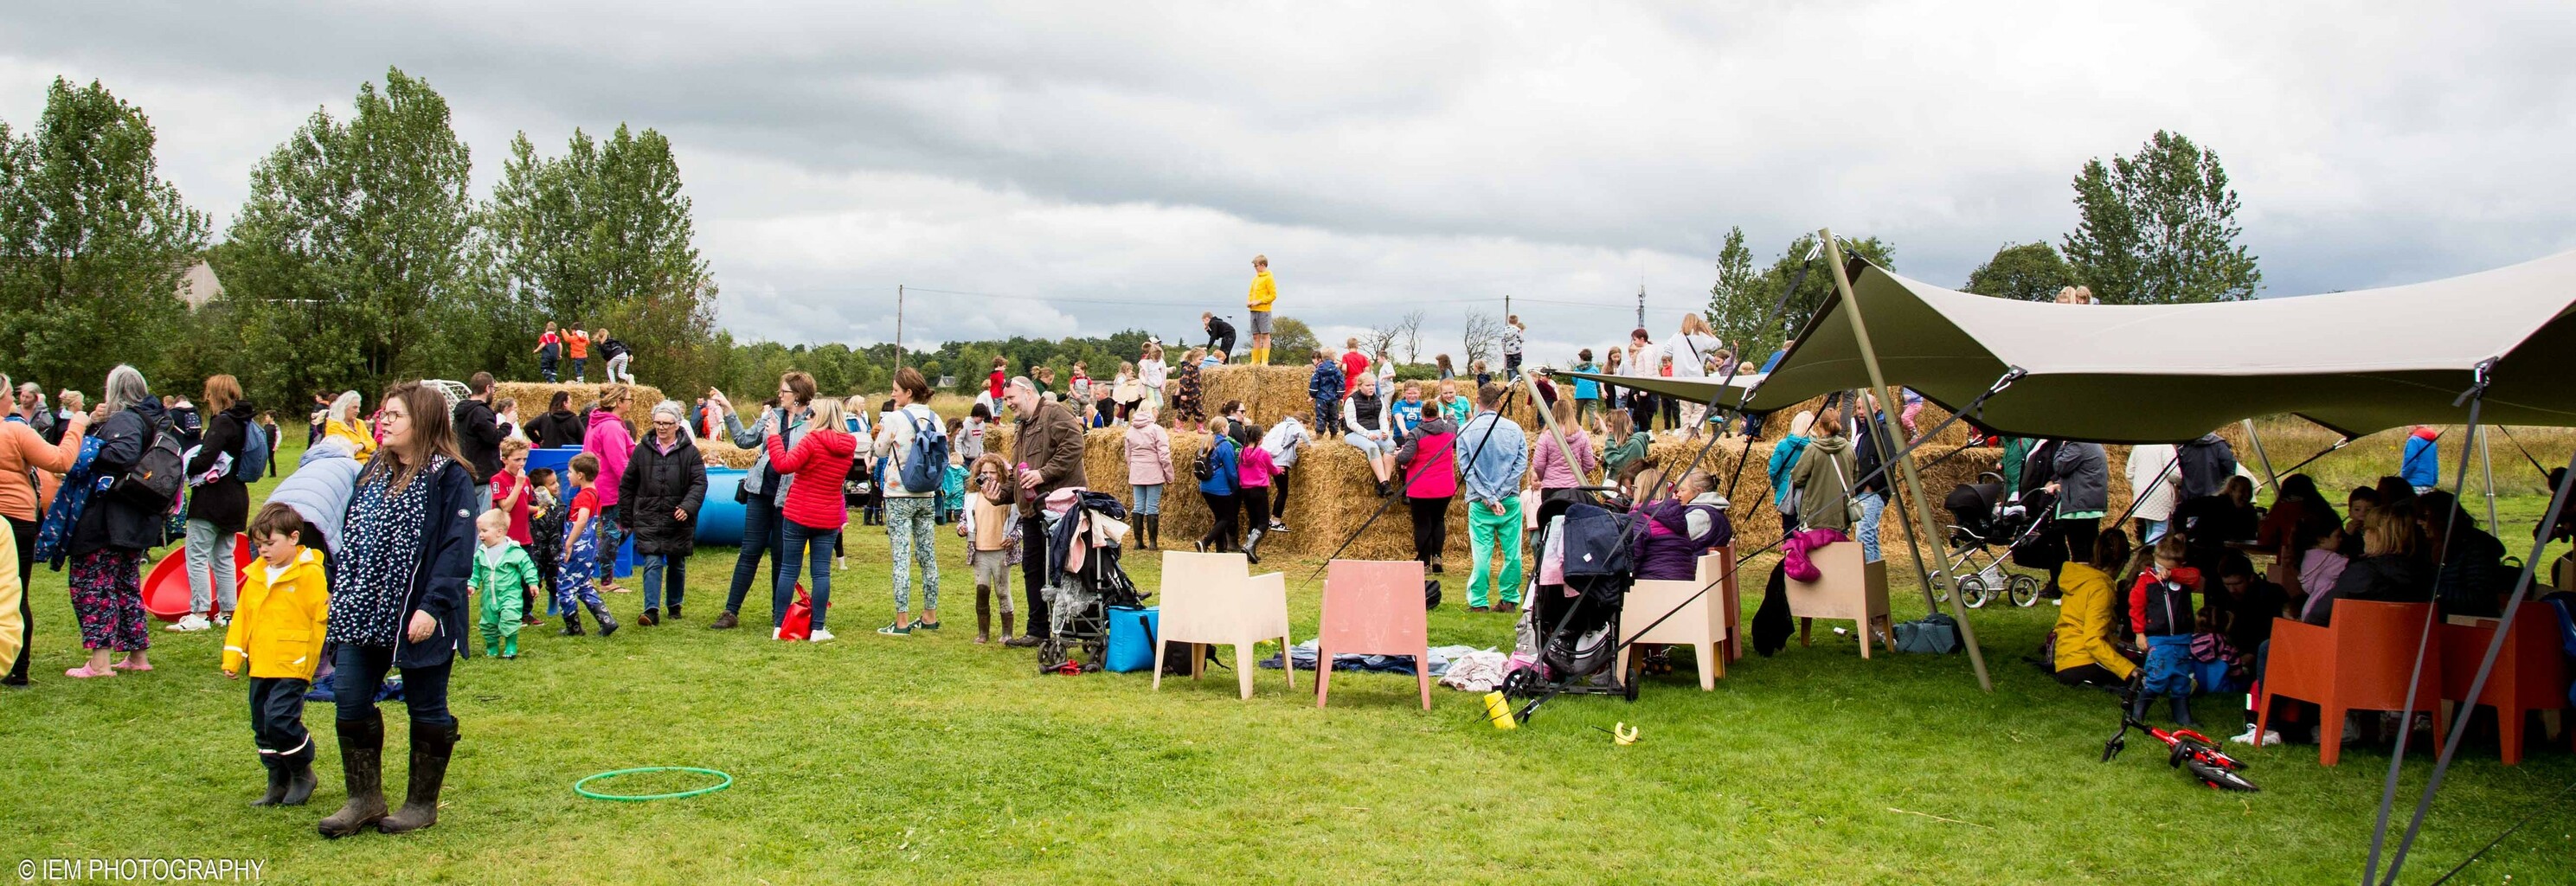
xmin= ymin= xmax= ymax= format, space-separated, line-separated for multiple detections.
xmin=1616 ymin=550 xmax=1733 ymax=690
xmin=1314 ymin=559 xmax=1431 ymax=709
xmin=2438 ymin=602 xmax=2571 ymax=765
xmin=2258 ymin=600 xmax=2451 ymax=767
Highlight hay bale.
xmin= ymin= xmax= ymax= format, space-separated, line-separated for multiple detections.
xmin=489 ymin=381 xmax=665 ymax=433
xmin=699 ymin=436 xmax=760 ymax=469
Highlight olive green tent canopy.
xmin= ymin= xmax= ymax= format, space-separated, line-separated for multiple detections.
xmin=1572 ymin=250 xmax=2576 ymax=443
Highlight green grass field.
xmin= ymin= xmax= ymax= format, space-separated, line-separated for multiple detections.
xmin=3 ymin=435 xmax=2571 ymax=885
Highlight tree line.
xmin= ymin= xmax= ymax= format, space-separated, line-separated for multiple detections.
xmin=1706 ymin=130 xmax=2262 ymax=363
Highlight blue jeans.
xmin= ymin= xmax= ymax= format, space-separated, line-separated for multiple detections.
xmin=642 ymin=554 xmax=685 ymax=613
xmin=727 ymin=493 xmax=787 ymax=617
xmin=778 ymin=519 xmax=838 ymax=631
xmin=1854 ymin=491 xmax=1887 ymax=562
xmin=1133 ymin=484 xmax=1163 ymax=515
xmin=570 ymin=356 xmax=587 ymax=382
xmin=596 ymin=504 xmax=625 ymax=580
xmin=331 ymin=643 xmax=453 ymax=727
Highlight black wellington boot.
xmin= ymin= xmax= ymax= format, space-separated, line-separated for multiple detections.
xmin=317 ymin=713 xmax=387 ymax=838
xmin=377 ymin=718 xmax=458 ymax=834
xmin=561 ymin=610 xmax=586 ymax=637
xmin=250 ymin=757 xmax=286 ymax=806
xmin=279 ymin=757 xmax=318 ymax=806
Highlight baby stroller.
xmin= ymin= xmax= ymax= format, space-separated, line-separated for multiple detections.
xmin=1500 ymin=489 xmax=1641 ymax=718
xmin=1037 ymin=488 xmax=1145 ymax=674
xmin=1932 ymin=472 xmax=2049 ymax=608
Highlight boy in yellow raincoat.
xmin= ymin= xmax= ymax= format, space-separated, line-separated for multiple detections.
xmin=222 ymin=503 xmax=331 ymax=806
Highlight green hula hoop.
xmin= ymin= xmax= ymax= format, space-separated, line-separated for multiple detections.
xmin=574 ymin=767 xmax=734 ymax=802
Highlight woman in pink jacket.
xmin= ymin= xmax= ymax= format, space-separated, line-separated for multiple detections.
xmin=1397 ymin=415 xmax=1460 ymax=572
xmin=1527 ymin=398 xmax=1596 ymax=492
xmin=1122 ymin=407 xmax=1172 ymax=549
xmin=581 ymin=386 xmax=639 ymax=593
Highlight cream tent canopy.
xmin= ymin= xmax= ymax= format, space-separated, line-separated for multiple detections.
xmin=1574 ymin=251 xmax=2576 ymax=444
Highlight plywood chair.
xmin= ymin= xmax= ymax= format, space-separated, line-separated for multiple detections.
xmin=2258 ymin=600 xmax=2451 ymax=767
xmin=2438 ymin=602 xmax=2571 ymax=765
xmin=1153 ymin=550 xmax=1294 ymax=700
xmin=1616 ymin=551 xmax=1733 ymax=690
xmin=1314 ymin=559 xmax=1431 ymax=709
xmin=1783 ymin=542 xmax=1892 ymax=658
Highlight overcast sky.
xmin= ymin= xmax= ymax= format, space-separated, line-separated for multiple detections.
xmin=6 ymin=2 xmax=2573 ymax=364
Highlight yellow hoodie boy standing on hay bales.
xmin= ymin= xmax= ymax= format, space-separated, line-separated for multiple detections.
xmin=1246 ymin=254 xmax=1277 ymax=366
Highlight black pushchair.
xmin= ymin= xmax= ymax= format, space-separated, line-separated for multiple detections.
xmin=1037 ymin=489 xmax=1146 ymax=674
xmin=1500 ymin=489 xmax=1641 ymax=714
xmin=1932 ymin=472 xmax=2050 ymax=608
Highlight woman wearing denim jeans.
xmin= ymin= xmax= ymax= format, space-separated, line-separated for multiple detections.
xmin=709 ymin=374 xmax=813 ymax=630
xmin=765 ymin=394 xmax=856 ymax=642
xmin=619 ymin=401 xmax=706 ymax=626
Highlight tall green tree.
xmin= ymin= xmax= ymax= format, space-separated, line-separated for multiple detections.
xmin=1963 ymin=241 xmax=2078 ymax=302
xmin=0 ymin=78 xmax=210 ymax=392
xmin=2061 ymin=130 xmax=2261 ymax=304
xmin=1703 ymin=226 xmax=1763 ymax=352
xmin=221 ymin=67 xmax=478 ymax=405
xmin=1703 ymin=231 xmax=1893 ymax=364
xmin=486 ymin=124 xmax=718 ymax=390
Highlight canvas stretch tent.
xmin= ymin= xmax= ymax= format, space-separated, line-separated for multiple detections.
xmin=1577 ymin=248 xmax=2576 ymax=444
xmin=1575 ymin=245 xmax=2576 ymax=884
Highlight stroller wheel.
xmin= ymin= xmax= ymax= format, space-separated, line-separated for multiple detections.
xmin=2007 ymin=574 xmax=2043 ymax=607
xmin=1500 ymin=668 xmax=1536 ymax=699
xmin=1957 ymin=575 xmax=1994 ymax=609
xmin=1622 ymin=656 xmax=1643 ymax=702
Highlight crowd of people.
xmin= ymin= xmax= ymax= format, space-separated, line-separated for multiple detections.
xmin=7 ymin=266 xmax=2547 ymax=839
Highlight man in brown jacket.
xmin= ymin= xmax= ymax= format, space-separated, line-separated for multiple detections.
xmin=1003 ymin=376 xmax=1087 ymax=647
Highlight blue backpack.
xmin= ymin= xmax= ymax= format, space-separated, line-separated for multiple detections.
xmin=897 ymin=412 xmax=948 ymax=494
xmin=233 ymin=423 xmax=270 ymax=483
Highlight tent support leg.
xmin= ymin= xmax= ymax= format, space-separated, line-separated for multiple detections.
xmin=1821 ymin=228 xmax=1991 ymax=692
xmin=1853 ymin=388 xmax=1942 ymax=614
xmin=2477 ymin=425 xmax=2501 ymax=530
xmin=2242 ymin=418 xmax=2282 ymax=491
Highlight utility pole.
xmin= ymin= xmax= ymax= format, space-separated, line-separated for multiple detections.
xmin=1636 ymin=282 xmax=1645 ymax=329
xmin=1503 ymin=292 xmax=1511 ymax=319
xmin=895 ymin=284 xmax=905 ymax=375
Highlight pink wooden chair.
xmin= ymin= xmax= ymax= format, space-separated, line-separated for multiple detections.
xmin=1783 ymin=541 xmax=1892 ymax=658
xmin=1315 ymin=559 xmax=1431 ymax=709
xmin=1616 ymin=551 xmax=1732 ymax=690
xmin=1153 ymin=550 xmax=1294 ymax=700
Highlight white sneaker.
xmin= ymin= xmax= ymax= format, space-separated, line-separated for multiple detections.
xmin=2226 ymin=724 xmax=2281 ymax=746
xmin=214 ymin=613 xmax=230 ymax=627
xmin=164 ymin=614 xmax=209 ymax=632
xmin=807 ymin=628 xmax=836 ymax=643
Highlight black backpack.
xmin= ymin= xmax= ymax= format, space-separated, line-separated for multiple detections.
xmin=111 ymin=409 xmax=186 ymax=509
xmin=1192 ymin=438 xmax=1221 ymax=482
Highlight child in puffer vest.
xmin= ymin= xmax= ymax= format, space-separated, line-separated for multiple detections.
xmin=2130 ymin=535 xmax=2206 ymax=726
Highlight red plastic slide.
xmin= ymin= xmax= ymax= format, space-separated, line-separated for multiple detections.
xmin=143 ymin=535 xmax=252 ymax=621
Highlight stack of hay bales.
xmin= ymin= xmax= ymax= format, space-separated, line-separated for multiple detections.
xmin=699 ymin=436 xmax=760 ymax=469
xmin=489 ymin=381 xmax=664 ymax=435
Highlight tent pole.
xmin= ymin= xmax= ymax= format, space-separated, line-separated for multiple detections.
xmin=2241 ymin=418 xmax=2282 ymax=491
xmin=1820 ymin=228 xmax=1991 ymax=692
xmin=1854 ymin=388 xmax=1943 ymax=614
xmin=2477 ymin=425 xmax=2501 ymax=529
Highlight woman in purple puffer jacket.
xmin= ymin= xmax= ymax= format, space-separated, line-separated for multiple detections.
xmin=1629 ymin=469 xmax=1731 ymax=581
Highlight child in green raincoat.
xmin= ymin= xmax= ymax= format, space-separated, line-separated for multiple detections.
xmin=471 ymin=510 xmax=542 ymax=658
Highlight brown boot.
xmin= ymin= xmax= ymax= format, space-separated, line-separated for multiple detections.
xmin=376 ymin=718 xmax=457 ymax=835
xmin=317 ymin=713 xmax=387 ymax=838
xmin=1002 ymin=612 xmax=1018 ymax=644
xmin=975 ymin=587 xmax=993 ymax=644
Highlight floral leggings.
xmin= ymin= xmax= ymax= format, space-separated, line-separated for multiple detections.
xmin=887 ymin=497 xmax=941 ymax=613
xmin=69 ymin=549 xmax=149 ymax=652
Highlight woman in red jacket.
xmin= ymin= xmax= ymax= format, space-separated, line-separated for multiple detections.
xmin=766 ymin=395 xmax=858 ymax=642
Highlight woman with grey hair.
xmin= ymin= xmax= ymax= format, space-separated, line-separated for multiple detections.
xmin=618 ymin=399 xmax=706 ymax=626
xmin=61 ymin=365 xmax=166 ymax=678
